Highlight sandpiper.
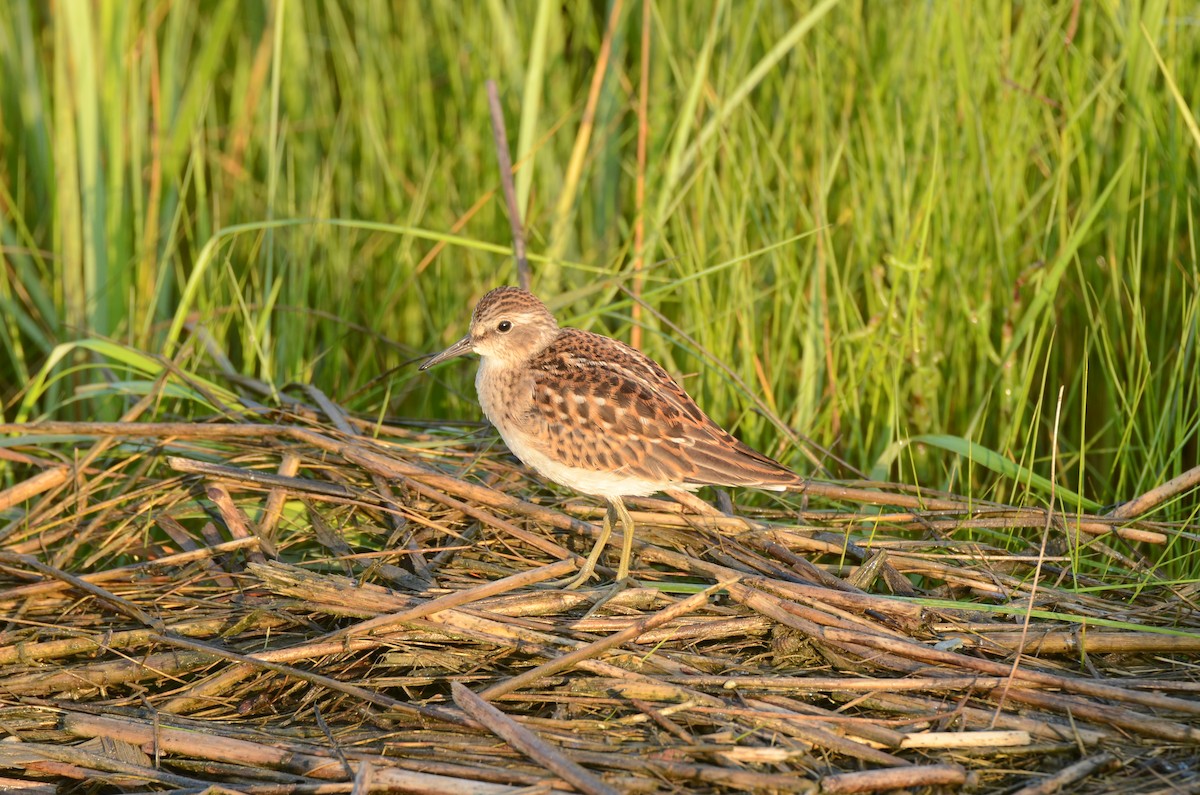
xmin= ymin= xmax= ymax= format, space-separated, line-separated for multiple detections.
xmin=420 ymin=286 xmax=803 ymax=587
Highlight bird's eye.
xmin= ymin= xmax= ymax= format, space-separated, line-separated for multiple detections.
xmin=497 ymin=320 xmax=513 ymax=333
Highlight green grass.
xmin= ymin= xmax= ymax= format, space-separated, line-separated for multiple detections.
xmin=2 ymin=1 xmax=1197 ymax=572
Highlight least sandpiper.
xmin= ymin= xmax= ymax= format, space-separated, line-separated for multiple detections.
xmin=420 ymin=286 xmax=802 ymax=587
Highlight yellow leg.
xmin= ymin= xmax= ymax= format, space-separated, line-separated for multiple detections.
xmin=561 ymin=501 xmax=617 ymax=589
xmin=612 ymin=496 xmax=636 ymax=582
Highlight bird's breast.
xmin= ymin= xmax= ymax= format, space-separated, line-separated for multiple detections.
xmin=475 ymin=359 xmax=534 ymax=434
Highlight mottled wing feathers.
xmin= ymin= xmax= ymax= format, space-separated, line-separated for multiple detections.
xmin=524 ymin=329 xmax=801 ymax=490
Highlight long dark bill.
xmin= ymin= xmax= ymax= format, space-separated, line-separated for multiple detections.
xmin=418 ymin=335 xmax=474 ymax=371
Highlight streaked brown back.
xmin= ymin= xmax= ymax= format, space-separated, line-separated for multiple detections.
xmin=524 ymin=328 xmax=801 ymax=489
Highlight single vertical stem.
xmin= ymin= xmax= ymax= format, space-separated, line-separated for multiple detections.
xmin=486 ymin=80 xmax=530 ymax=291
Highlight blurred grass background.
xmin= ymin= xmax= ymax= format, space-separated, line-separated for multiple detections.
xmin=1 ymin=1 xmax=1197 ymax=562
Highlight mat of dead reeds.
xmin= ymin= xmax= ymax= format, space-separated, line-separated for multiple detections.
xmin=2 ymin=387 xmax=1199 ymax=794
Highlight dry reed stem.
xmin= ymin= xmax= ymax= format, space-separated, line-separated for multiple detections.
xmin=0 ymin=467 xmax=70 ymax=514
xmin=452 ymin=682 xmax=619 ymax=795
xmin=1009 ymin=750 xmax=1120 ymax=795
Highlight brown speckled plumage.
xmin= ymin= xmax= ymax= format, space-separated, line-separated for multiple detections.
xmin=525 ymin=327 xmax=801 ymax=490
xmin=420 ymin=286 xmax=802 ymax=586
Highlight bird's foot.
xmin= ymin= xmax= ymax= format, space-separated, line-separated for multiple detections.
xmin=578 ymin=576 xmax=645 ymax=617
xmin=553 ymin=560 xmax=601 ymax=590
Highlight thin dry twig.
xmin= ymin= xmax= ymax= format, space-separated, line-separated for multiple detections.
xmin=486 ymin=80 xmax=530 ymax=291
xmin=452 ymin=682 xmax=619 ymax=795
xmin=1009 ymin=751 xmax=1119 ymax=795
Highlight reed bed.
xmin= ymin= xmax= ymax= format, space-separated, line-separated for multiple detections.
xmin=1 ymin=378 xmax=1198 ymax=794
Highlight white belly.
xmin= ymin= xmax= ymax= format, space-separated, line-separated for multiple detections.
xmin=500 ymin=430 xmax=687 ymax=499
